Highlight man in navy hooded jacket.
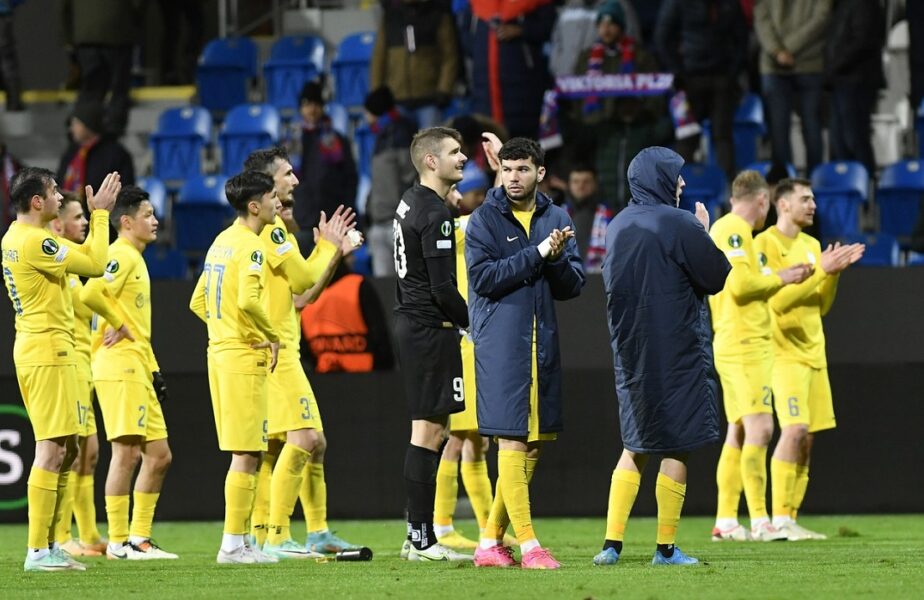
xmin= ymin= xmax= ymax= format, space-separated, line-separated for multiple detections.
xmin=465 ymin=137 xmax=584 ymax=569
xmin=596 ymin=146 xmax=729 ymax=567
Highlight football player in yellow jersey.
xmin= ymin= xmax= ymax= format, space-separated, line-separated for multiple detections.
xmin=2 ymin=167 xmax=120 ymax=572
xmin=80 ymin=186 xmax=177 ymax=560
xmin=49 ymin=194 xmax=108 ymax=557
xmin=755 ymin=179 xmax=864 ymax=541
xmin=708 ymin=171 xmax=812 ymax=543
xmin=189 ymin=170 xmax=283 ymax=564
xmin=240 ymin=147 xmax=362 ymax=558
xmin=429 ymin=175 xmax=498 ymax=552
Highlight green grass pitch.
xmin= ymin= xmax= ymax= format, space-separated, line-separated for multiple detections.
xmin=2 ymin=515 xmax=923 ymax=599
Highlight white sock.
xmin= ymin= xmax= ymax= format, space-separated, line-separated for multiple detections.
xmin=221 ymin=533 xmax=245 ymax=553
xmin=772 ymin=516 xmax=793 ymax=528
xmin=28 ymin=548 xmax=50 ymax=559
xmin=479 ymin=538 xmax=500 ymax=549
xmin=715 ymin=518 xmax=739 ymax=530
xmin=520 ymin=538 xmax=540 ymax=554
xmin=129 ymin=535 xmax=148 ymax=546
xmin=434 ymin=524 xmax=454 ymax=538
xmin=750 ymin=517 xmax=770 ymax=530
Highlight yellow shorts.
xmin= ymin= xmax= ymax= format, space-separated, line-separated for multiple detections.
xmin=96 ymin=380 xmax=168 ymax=442
xmin=208 ymin=351 xmax=268 ymax=452
xmin=715 ymin=356 xmax=774 ymax=424
xmin=450 ymin=336 xmax=478 ymax=432
xmin=772 ymin=361 xmax=836 ymax=433
xmin=266 ymin=353 xmax=323 ymax=435
xmin=75 ymin=373 xmax=97 ymax=438
xmin=527 ymin=343 xmax=556 ymax=444
xmin=15 ymin=364 xmax=79 ymax=440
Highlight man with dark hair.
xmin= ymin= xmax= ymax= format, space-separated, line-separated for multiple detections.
xmin=291 ymin=82 xmax=357 ymax=255
xmin=364 ymin=85 xmax=419 ymax=276
xmin=564 ymin=164 xmax=612 ymax=273
xmin=80 ymin=186 xmax=175 ymax=560
xmin=597 ymin=146 xmax=729 ymax=567
xmin=2 ymin=167 xmax=120 ymax=571
xmin=756 ymin=178 xmax=864 ymax=541
xmin=57 ymin=102 xmax=135 ymax=197
xmin=49 ymin=194 xmax=108 ymax=558
xmin=393 ymin=126 xmax=471 ymax=562
xmin=189 ymin=170 xmax=282 ymax=564
xmin=241 ymin=147 xmax=363 ymax=557
xmin=466 ymin=137 xmax=585 ymax=569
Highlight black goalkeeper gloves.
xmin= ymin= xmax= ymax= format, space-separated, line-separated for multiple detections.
xmin=152 ymin=371 xmax=169 ymax=404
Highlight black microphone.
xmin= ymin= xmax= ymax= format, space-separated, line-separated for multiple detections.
xmin=335 ymin=547 xmax=373 ymax=561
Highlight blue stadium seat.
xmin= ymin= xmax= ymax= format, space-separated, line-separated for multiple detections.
xmin=143 ymin=245 xmax=189 ymax=280
xmin=218 ymin=104 xmax=281 ymax=176
xmin=326 ymin=102 xmax=350 ymax=136
xmin=842 ymin=233 xmax=900 ymax=267
xmin=353 ymin=124 xmax=376 ymax=179
xmin=137 ymin=176 xmax=168 ymax=221
xmin=743 ymin=161 xmax=798 ymax=179
xmin=679 ymin=163 xmax=727 ymax=216
xmin=263 ymin=35 xmax=326 ymax=117
xmin=149 ymin=106 xmax=212 ymax=189
xmin=350 ymin=241 xmax=373 ymax=277
xmin=196 ymin=37 xmax=258 ymax=114
xmin=704 ymin=93 xmax=765 ymax=170
xmin=908 ymin=251 xmax=924 ymax=266
xmin=174 ymin=175 xmax=233 ymax=252
xmin=331 ymin=32 xmax=375 ymax=110
xmin=810 ymin=161 xmax=868 ymax=239
xmin=876 ymin=160 xmax=924 ymax=239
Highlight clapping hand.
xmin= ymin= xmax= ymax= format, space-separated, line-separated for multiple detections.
xmin=481 ymin=132 xmax=503 ymax=172
xmin=548 ymin=226 xmax=574 ymax=260
xmin=86 ymin=172 xmax=121 ymax=212
xmin=820 ymin=242 xmax=865 ymax=275
xmin=694 ymin=202 xmax=710 ymax=230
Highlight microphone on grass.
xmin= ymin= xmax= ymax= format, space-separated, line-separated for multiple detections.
xmin=335 ymin=547 xmax=373 ymax=561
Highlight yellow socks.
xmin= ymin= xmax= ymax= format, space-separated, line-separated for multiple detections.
xmin=73 ymin=473 xmax=102 ymax=544
xmin=27 ymin=467 xmax=58 ymax=550
xmin=604 ymin=468 xmax=641 ymax=541
xmin=129 ymin=491 xmax=160 ymax=540
xmin=791 ymin=464 xmax=810 ymax=520
xmin=715 ymin=445 xmax=742 ymax=523
xmin=105 ymin=494 xmax=130 ymax=544
xmin=495 ymin=450 xmax=535 ymax=548
xmin=483 ymin=453 xmax=538 ymax=543
xmin=655 ymin=472 xmax=686 ymax=545
xmin=741 ymin=444 xmax=769 ymax=521
xmin=460 ymin=460 xmax=492 ymax=530
xmin=224 ymin=471 xmax=256 ymax=535
xmin=300 ymin=462 xmax=328 ymax=533
xmin=771 ymin=458 xmax=798 ymax=523
xmin=267 ymin=444 xmax=311 ymax=545
xmin=54 ymin=471 xmax=76 ymax=544
xmin=434 ymin=459 xmax=459 ymax=529
xmin=250 ymin=453 xmax=276 ymax=546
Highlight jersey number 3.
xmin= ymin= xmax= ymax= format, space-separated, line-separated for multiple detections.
xmin=393 ymin=219 xmax=408 ymax=279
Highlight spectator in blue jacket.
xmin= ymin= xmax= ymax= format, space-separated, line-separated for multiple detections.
xmin=465 ymin=137 xmax=584 ymax=569
xmin=594 ymin=146 xmax=729 ymax=567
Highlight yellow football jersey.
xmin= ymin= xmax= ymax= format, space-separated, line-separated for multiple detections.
xmin=190 ymin=221 xmax=279 ymax=351
xmin=708 ymin=213 xmax=783 ymax=358
xmin=82 ymin=237 xmax=159 ymax=380
xmin=1 ymin=210 xmax=109 ymax=366
xmin=67 ymin=274 xmax=93 ymax=375
xmin=754 ymin=226 xmax=838 ymax=368
xmin=455 ymin=215 xmax=470 ymax=302
xmin=260 ymin=216 xmax=337 ymax=351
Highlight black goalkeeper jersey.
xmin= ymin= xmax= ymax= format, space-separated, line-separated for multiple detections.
xmin=393 ymin=182 xmax=460 ymax=328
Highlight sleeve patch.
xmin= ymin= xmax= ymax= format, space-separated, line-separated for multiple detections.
xmin=725 ymin=249 xmax=746 ymax=258
xmin=270 ymin=227 xmax=287 ymax=244
xmin=275 ymin=241 xmax=293 ymax=255
xmin=41 ymin=238 xmax=59 ymax=255
xmin=727 ymin=234 xmax=743 ymax=249
xmin=105 ymin=259 xmax=120 ymax=274
xmin=250 ymin=250 xmax=264 ymax=265
xmin=54 ymin=245 xmax=69 ymax=263
xmin=436 ymin=239 xmax=452 ymax=250
xmin=440 ymin=220 xmax=452 ymax=237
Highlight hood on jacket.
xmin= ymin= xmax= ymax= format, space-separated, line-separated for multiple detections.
xmin=627 ymin=146 xmax=684 ymax=207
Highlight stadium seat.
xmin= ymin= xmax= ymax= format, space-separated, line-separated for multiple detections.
xmin=353 ymin=124 xmax=376 ymax=179
xmin=149 ymin=106 xmax=212 ymax=189
xmin=137 ymin=176 xmax=169 ymax=222
xmin=842 ymin=233 xmax=900 ymax=267
xmin=331 ymin=32 xmax=375 ymax=110
xmin=263 ymin=35 xmax=326 ymax=117
xmin=877 ymin=160 xmax=924 ymax=239
xmin=743 ymin=161 xmax=798 ymax=179
xmin=143 ymin=245 xmax=189 ymax=280
xmin=679 ymin=163 xmax=727 ymax=216
xmin=195 ymin=37 xmax=258 ymax=114
xmin=218 ymin=104 xmax=281 ymax=176
xmin=174 ymin=175 xmax=233 ymax=252
xmin=703 ymin=93 xmax=765 ymax=171
xmin=908 ymin=251 xmax=924 ymax=266
xmin=326 ymin=102 xmax=350 ymax=136
xmin=810 ymin=161 xmax=868 ymax=239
